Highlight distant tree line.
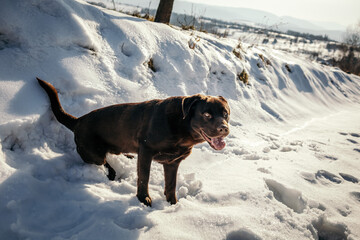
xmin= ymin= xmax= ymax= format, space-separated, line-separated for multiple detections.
xmin=343 ymin=21 xmax=360 ymax=47
xmin=330 ymin=21 xmax=360 ymax=76
xmin=286 ymin=30 xmax=329 ymax=42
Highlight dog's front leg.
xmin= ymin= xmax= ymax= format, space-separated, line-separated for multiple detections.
xmin=163 ymin=162 xmax=180 ymax=204
xmin=136 ymin=143 xmax=153 ymax=207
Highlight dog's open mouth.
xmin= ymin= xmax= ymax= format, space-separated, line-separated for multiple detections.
xmin=200 ymin=130 xmax=226 ymax=150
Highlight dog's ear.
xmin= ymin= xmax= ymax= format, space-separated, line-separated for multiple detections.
xmin=182 ymin=94 xmax=203 ymax=119
xmin=218 ymin=95 xmax=230 ymax=115
xmin=218 ymin=95 xmax=228 ymax=103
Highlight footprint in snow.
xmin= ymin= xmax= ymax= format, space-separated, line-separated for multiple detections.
xmin=315 ymin=170 xmax=342 ymax=184
xmin=308 ymin=143 xmax=320 ymax=152
xmin=229 ymin=120 xmax=242 ymax=127
xmin=300 ymin=172 xmax=317 ymax=184
xmin=269 ymin=142 xmax=280 ymax=150
xmin=309 ymin=216 xmax=349 ymax=240
xmin=315 ymin=154 xmax=338 ymax=161
xmin=232 ymin=148 xmax=249 ymax=156
xmin=350 ymin=192 xmax=360 ymax=203
xmin=337 ymin=205 xmax=351 ymax=217
xmin=278 ymin=141 xmax=303 ymax=152
xmin=339 ymin=173 xmax=359 ymax=183
xmin=257 ymin=133 xmax=278 ymax=142
xmin=339 ymin=132 xmax=360 ymax=144
xmin=226 ymin=228 xmax=262 ymax=240
xmin=243 ymin=153 xmax=262 ymax=160
xmin=265 ymin=179 xmax=307 ymax=213
xmin=257 ymin=167 xmax=271 ymax=174
xmin=346 ymin=138 xmax=358 ymax=144
xmin=303 ymin=171 xmax=358 ymax=185
xmin=262 ymin=147 xmax=271 ymax=153
xmin=354 ymin=148 xmax=360 ymax=153
xmin=279 ymin=146 xmax=293 ymax=152
xmin=324 ymin=155 xmax=338 ymax=161
xmin=290 ymin=140 xmax=303 ymax=146
xmin=350 ymin=133 xmax=360 ymax=138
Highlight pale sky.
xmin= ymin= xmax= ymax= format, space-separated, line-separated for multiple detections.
xmin=183 ymin=0 xmax=360 ymax=27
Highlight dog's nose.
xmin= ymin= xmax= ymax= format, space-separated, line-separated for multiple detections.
xmin=217 ymin=124 xmax=229 ymax=134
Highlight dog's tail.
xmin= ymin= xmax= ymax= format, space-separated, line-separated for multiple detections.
xmin=37 ymin=77 xmax=78 ymax=132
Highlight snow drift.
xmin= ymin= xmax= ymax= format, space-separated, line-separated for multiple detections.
xmin=1 ymin=0 xmax=360 ymax=239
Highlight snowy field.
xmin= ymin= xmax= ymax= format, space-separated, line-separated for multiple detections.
xmin=1 ymin=0 xmax=360 ymax=239
xmin=230 ymin=30 xmax=343 ymax=62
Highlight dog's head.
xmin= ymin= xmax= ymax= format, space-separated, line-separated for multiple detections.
xmin=182 ymin=94 xmax=230 ymax=150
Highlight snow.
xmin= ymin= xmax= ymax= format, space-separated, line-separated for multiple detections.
xmin=1 ymin=0 xmax=360 ymax=239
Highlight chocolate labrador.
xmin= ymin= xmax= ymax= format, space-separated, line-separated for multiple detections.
xmin=37 ymin=77 xmax=230 ymax=206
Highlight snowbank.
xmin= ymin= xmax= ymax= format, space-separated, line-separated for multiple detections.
xmin=1 ymin=0 xmax=360 ymax=239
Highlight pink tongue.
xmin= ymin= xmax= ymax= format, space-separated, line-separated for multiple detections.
xmin=211 ymin=137 xmax=226 ymax=150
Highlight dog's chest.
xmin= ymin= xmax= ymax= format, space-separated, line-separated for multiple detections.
xmin=153 ymin=146 xmax=192 ymax=164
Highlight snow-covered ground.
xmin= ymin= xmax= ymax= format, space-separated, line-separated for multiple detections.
xmin=228 ymin=29 xmax=351 ymax=66
xmin=1 ymin=0 xmax=360 ymax=239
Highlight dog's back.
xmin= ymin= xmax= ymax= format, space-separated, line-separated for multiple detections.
xmin=75 ymin=100 xmax=160 ymax=154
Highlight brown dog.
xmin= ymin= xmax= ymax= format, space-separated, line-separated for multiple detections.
xmin=37 ymin=77 xmax=230 ymax=206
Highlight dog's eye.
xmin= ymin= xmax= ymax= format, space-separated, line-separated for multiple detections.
xmin=223 ymin=112 xmax=228 ymax=118
xmin=203 ymin=112 xmax=212 ymax=119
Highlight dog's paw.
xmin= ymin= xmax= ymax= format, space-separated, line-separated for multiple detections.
xmin=164 ymin=191 xmax=178 ymax=205
xmin=167 ymin=196 xmax=178 ymax=205
xmin=137 ymin=194 xmax=152 ymax=207
xmin=107 ymin=171 xmax=116 ymax=181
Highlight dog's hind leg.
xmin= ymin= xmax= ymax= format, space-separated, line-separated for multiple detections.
xmin=76 ymin=145 xmax=106 ymax=165
xmin=74 ymin=132 xmax=117 ymax=180
xmin=76 ymin=146 xmax=116 ymax=180
xmin=104 ymin=162 xmax=116 ymax=180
